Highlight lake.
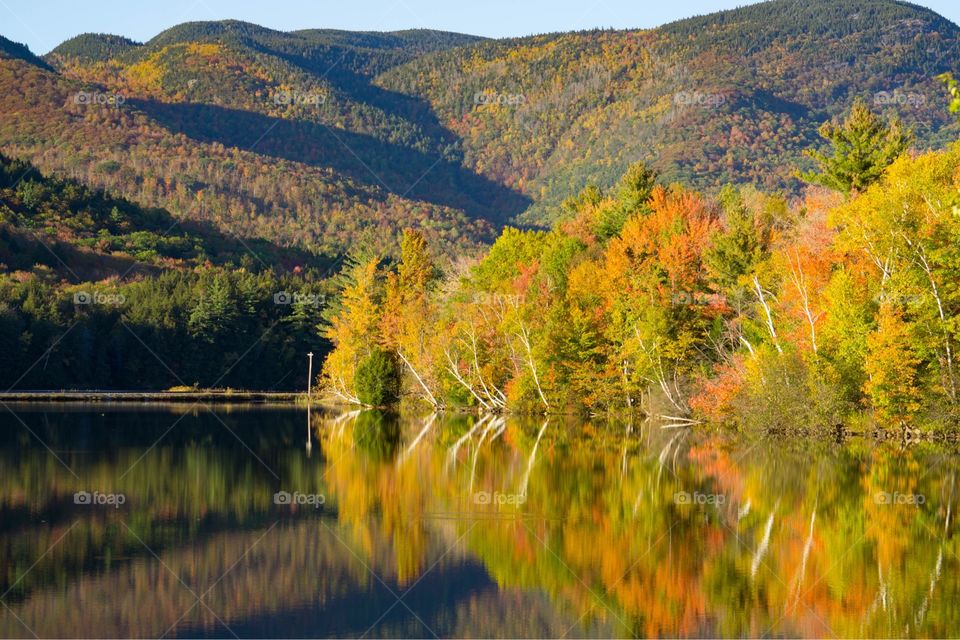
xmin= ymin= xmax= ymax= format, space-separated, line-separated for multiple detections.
xmin=0 ymin=404 xmax=958 ymax=638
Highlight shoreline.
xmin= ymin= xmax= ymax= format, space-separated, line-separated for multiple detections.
xmin=0 ymin=391 xmax=308 ymax=404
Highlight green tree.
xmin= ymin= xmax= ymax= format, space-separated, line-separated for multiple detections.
xmin=704 ymin=185 xmax=770 ymax=291
xmin=800 ymin=98 xmax=911 ymax=195
xmin=187 ymin=275 xmax=236 ymax=343
xmin=615 ymin=161 xmax=659 ymax=213
xmin=595 ymin=162 xmax=659 ymax=240
xmin=354 ymin=347 xmax=402 ymax=406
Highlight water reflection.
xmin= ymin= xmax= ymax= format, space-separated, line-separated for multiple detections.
xmin=0 ymin=405 xmax=958 ymax=638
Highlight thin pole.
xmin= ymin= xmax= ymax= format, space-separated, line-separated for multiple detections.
xmin=307 ymin=352 xmax=314 ymax=402
xmin=306 ymin=352 xmax=314 ymax=454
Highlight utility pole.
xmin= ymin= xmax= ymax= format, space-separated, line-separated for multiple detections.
xmin=306 ymin=351 xmax=314 ymax=455
xmin=307 ymin=352 xmax=314 ymax=402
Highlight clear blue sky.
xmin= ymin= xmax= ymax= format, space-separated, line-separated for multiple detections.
xmin=2 ymin=0 xmax=960 ymax=55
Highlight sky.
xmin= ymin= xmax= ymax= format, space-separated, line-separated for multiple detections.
xmin=3 ymin=0 xmax=960 ymax=55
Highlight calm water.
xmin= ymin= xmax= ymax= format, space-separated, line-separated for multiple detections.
xmin=0 ymin=405 xmax=958 ymax=638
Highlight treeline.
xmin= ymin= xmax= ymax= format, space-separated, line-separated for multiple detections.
xmin=321 ymin=98 xmax=960 ymax=431
xmin=0 ymin=269 xmax=327 ymax=390
xmin=0 ymin=153 xmax=330 ymax=390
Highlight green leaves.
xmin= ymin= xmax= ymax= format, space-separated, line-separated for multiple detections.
xmin=799 ymin=98 xmax=912 ymax=195
xmin=354 ymin=348 xmax=402 ymax=407
xmin=938 ymin=72 xmax=960 ymax=116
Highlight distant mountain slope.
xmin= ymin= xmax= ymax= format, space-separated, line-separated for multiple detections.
xmin=0 ymin=35 xmax=53 ymax=71
xmin=47 ymin=33 xmax=140 ymax=64
xmin=1 ymin=0 xmax=958 ymax=250
xmin=379 ymin=0 xmax=960 ymax=223
xmin=0 ymin=24 xmax=508 ymax=257
xmin=0 ymin=152 xmax=323 ymax=279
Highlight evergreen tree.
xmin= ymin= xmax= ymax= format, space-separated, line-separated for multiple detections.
xmin=704 ymin=185 xmax=769 ymax=291
xmin=595 ymin=162 xmax=659 ymax=240
xmin=188 ymin=276 xmax=237 ymax=342
xmin=800 ymin=98 xmax=911 ymax=195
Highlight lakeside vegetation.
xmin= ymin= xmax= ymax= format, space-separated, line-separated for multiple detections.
xmin=4 ymin=0 xmax=960 ymax=432
xmin=0 ymin=153 xmax=332 ymax=390
xmin=321 ymin=95 xmax=960 ymax=434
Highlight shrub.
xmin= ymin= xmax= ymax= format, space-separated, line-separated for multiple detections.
xmin=354 ymin=347 xmax=401 ymax=406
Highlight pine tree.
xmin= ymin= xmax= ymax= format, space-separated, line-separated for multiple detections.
xmin=594 ymin=162 xmax=659 ymax=240
xmin=704 ymin=185 xmax=769 ymax=291
xmin=800 ymin=98 xmax=911 ymax=195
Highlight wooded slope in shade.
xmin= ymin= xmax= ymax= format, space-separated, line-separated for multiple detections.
xmin=0 ymin=154 xmax=333 ymax=390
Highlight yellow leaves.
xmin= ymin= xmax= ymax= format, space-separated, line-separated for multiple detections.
xmin=566 ymin=259 xmax=605 ymax=308
xmin=322 ymin=258 xmax=382 ymax=395
xmin=125 ymin=56 xmax=165 ymax=93
xmin=864 ymin=305 xmax=922 ymax=425
xmin=184 ymin=43 xmax=223 ymax=59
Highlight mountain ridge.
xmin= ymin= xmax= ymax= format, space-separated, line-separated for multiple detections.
xmin=1 ymin=0 xmax=958 ymax=255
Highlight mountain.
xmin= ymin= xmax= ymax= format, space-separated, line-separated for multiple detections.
xmin=0 ymin=0 xmax=958 ymax=253
xmin=0 ymin=35 xmax=53 ymax=71
xmin=46 ymin=33 xmax=140 ymax=64
xmin=0 ymin=23 xmax=505 ymax=259
xmin=379 ymin=0 xmax=960 ymax=223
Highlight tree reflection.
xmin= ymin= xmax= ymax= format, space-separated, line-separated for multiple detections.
xmin=1 ymin=407 xmax=959 ymax=637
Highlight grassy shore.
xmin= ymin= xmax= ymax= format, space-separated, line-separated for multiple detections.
xmin=0 ymin=390 xmax=308 ymax=404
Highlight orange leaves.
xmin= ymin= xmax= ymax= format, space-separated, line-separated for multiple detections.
xmin=604 ymin=186 xmax=716 ymax=299
xmin=774 ymin=208 xmax=835 ymax=355
xmin=689 ymin=359 xmax=745 ymax=421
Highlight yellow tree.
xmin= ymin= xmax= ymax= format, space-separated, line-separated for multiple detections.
xmin=864 ymin=305 xmax=922 ymax=426
xmin=322 ymin=257 xmax=381 ymax=403
xmin=380 ymin=230 xmax=442 ymax=408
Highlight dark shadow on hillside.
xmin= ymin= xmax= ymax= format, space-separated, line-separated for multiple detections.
xmin=1 ymin=209 xmax=334 ymax=282
xmin=132 ymin=99 xmax=531 ymax=223
xmin=248 ymin=42 xmax=459 ymax=146
xmin=176 ymin=560 xmax=496 ymax=639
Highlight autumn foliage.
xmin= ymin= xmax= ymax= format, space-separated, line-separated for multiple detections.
xmin=323 ymin=135 xmax=960 ymax=431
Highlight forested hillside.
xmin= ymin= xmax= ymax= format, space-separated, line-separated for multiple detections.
xmin=0 ymin=154 xmax=331 ymax=390
xmin=0 ymin=28 xmax=507 ymax=258
xmin=379 ymin=0 xmax=960 ymax=223
xmin=1 ymin=0 xmax=959 ymax=254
